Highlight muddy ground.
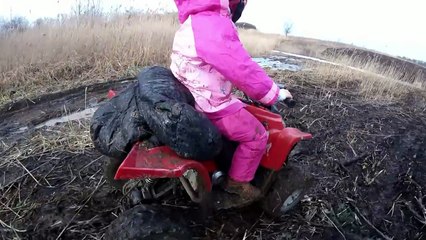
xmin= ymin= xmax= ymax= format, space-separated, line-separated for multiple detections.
xmin=1 ymin=65 xmax=425 ymax=240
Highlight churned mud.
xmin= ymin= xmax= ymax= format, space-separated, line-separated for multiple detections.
xmin=1 ymin=57 xmax=425 ymax=240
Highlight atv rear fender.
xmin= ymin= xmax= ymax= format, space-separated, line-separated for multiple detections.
xmin=114 ymin=144 xmax=213 ymax=192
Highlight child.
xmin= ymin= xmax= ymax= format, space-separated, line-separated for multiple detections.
xmin=170 ymin=0 xmax=292 ymax=200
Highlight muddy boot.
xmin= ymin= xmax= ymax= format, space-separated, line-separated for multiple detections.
xmin=224 ymin=178 xmax=262 ymax=201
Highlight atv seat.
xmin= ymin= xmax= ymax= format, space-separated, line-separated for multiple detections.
xmin=114 ymin=142 xmax=215 ymax=191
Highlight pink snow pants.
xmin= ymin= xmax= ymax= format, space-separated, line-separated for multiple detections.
xmin=208 ymin=108 xmax=268 ymax=182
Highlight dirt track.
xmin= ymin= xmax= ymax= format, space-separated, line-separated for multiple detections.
xmin=1 ymin=67 xmax=425 ymax=239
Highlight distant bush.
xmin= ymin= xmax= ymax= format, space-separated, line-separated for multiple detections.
xmin=235 ymin=22 xmax=256 ymax=30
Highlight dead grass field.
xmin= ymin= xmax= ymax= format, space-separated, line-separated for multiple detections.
xmin=0 ymin=14 xmax=178 ymax=105
xmin=304 ymin=62 xmax=425 ymax=101
xmin=277 ymin=36 xmax=356 ymax=58
xmin=277 ymin=36 xmax=426 ymax=91
xmin=325 ymin=52 xmax=426 ymax=88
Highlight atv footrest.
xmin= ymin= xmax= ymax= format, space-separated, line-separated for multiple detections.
xmin=114 ymin=142 xmax=213 ymax=191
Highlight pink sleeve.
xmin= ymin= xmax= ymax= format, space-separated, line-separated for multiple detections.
xmin=191 ymin=14 xmax=279 ymax=106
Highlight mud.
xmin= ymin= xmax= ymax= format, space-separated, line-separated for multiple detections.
xmin=197 ymin=78 xmax=426 ymax=239
xmin=1 ymin=151 xmax=124 ymax=239
xmin=0 ymin=78 xmax=135 ymax=143
xmin=1 ymin=61 xmax=425 ymax=239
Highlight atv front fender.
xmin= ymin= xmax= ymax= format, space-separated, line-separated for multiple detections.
xmin=260 ymin=128 xmax=312 ymax=171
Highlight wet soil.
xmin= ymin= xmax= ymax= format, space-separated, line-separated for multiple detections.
xmin=1 ymin=71 xmax=425 ymax=240
xmin=0 ymin=77 xmax=135 ymax=141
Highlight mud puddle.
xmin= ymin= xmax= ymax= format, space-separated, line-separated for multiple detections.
xmin=39 ymin=107 xmax=97 ymax=127
xmin=15 ymin=107 xmax=98 ymax=134
xmin=253 ymin=55 xmax=303 ymax=71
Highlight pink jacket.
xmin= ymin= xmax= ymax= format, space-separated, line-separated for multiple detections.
xmin=170 ymin=0 xmax=279 ymax=119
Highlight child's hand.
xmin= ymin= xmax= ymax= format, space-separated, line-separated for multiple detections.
xmin=278 ymin=89 xmax=293 ymax=101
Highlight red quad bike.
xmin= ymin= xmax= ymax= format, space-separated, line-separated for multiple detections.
xmin=103 ymin=85 xmax=313 ymax=239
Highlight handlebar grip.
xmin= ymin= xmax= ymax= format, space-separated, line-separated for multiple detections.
xmin=284 ymin=98 xmax=296 ymax=108
xmin=270 ymin=105 xmax=280 ymax=114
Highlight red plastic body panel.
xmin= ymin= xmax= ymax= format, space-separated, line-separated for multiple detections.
xmin=108 ymin=89 xmax=117 ymax=99
xmin=114 ymin=143 xmax=213 ymax=191
xmin=245 ymin=104 xmax=285 ymax=130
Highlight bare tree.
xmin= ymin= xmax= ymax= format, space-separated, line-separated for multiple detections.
xmin=283 ymin=22 xmax=293 ymax=37
xmin=35 ymin=18 xmax=44 ymax=28
xmin=1 ymin=16 xmax=29 ymax=33
xmin=71 ymin=0 xmax=103 ymax=17
xmin=0 ymin=17 xmax=5 ymax=29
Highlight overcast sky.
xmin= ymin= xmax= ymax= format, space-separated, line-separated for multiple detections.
xmin=1 ymin=0 xmax=425 ymax=61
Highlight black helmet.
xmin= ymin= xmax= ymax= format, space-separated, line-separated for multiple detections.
xmin=230 ymin=0 xmax=246 ymax=23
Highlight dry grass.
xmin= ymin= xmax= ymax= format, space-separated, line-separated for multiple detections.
xmin=0 ymin=14 xmax=178 ymax=105
xmin=318 ymin=63 xmax=426 ymax=102
xmin=0 ymin=13 xmax=280 ymax=106
xmin=268 ymin=60 xmax=423 ymax=102
xmin=277 ymin=36 xmax=426 ymax=93
xmin=1 ymin=119 xmax=92 ymax=167
xmin=272 ymin=35 xmax=426 ymax=100
xmin=305 ymin=61 xmax=424 ymax=101
xmin=328 ymin=55 xmax=426 ymax=88
xmin=238 ymin=29 xmax=281 ymax=57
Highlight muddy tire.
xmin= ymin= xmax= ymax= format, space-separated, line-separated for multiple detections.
xmin=260 ymin=162 xmax=312 ymax=218
xmin=105 ymin=204 xmax=193 ymax=240
xmin=103 ymin=157 xmax=127 ymax=190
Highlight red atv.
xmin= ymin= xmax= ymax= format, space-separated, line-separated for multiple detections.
xmin=103 ymin=85 xmax=313 ymax=239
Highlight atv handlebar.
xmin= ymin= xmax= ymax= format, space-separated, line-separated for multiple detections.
xmin=241 ymin=95 xmax=295 ymax=114
xmin=266 ymin=99 xmax=295 ymax=114
xmin=241 ymin=83 xmax=296 ymax=114
xmin=276 ymin=83 xmax=296 ymax=108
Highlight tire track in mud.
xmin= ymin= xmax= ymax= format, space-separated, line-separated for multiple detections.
xmin=0 ymin=77 xmax=136 ymax=141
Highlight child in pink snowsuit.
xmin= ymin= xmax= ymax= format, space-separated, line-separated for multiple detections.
xmin=170 ymin=0 xmax=292 ymax=200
